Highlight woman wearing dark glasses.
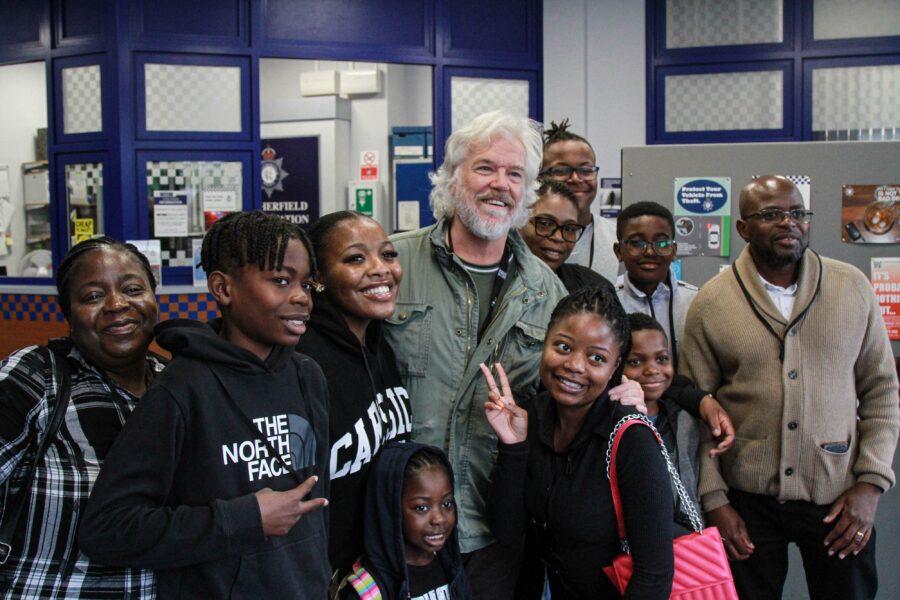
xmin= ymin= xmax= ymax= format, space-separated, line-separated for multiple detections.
xmin=521 ymin=179 xmax=612 ymax=293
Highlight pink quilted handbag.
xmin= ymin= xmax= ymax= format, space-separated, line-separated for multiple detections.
xmin=603 ymin=415 xmax=739 ymax=600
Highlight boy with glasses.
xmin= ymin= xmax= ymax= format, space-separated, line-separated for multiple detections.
xmin=540 ymin=119 xmax=619 ymax=282
xmin=613 ymin=201 xmax=698 ymax=368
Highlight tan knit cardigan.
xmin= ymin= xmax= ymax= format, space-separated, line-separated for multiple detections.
xmin=681 ymin=247 xmax=900 ymax=512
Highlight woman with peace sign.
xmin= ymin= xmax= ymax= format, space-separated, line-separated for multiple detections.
xmin=482 ymin=285 xmax=675 ymax=600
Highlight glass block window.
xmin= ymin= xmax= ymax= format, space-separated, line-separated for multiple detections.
xmin=146 ymin=160 xmax=243 ymax=267
xmin=666 ymin=0 xmax=782 ymax=49
xmin=65 ymin=162 xmax=104 ymax=247
xmin=812 ymin=64 xmax=900 ymax=140
xmin=451 ymin=77 xmax=529 ymax=132
xmin=813 ymin=0 xmax=900 ymax=40
xmin=665 ymin=70 xmax=783 ymax=132
xmin=62 ymin=65 xmax=102 ymax=134
xmin=144 ymin=64 xmax=241 ymax=132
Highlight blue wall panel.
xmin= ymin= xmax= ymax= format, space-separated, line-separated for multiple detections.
xmin=264 ymin=0 xmax=429 ymax=50
xmin=0 ymin=0 xmax=46 ymax=53
xmin=140 ymin=0 xmax=242 ymax=38
xmin=57 ymin=0 xmax=106 ymax=43
xmin=441 ymin=0 xmax=538 ymax=65
xmin=447 ymin=0 xmax=527 ymax=53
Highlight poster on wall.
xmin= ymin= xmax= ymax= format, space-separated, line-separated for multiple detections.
xmin=192 ymin=237 xmax=206 ymax=287
xmin=871 ymin=257 xmax=900 ymax=340
xmin=359 ymin=150 xmax=380 ymax=181
xmin=202 ymin=185 xmax=239 ymax=213
xmin=596 ymin=177 xmax=622 ymax=219
xmin=260 ymin=137 xmax=320 ymax=228
xmin=153 ymin=191 xmax=189 ymax=237
xmin=127 ymin=239 xmax=162 ymax=287
xmin=841 ymin=184 xmax=900 ymax=244
xmin=73 ymin=218 xmax=94 ymax=244
xmin=673 ymin=177 xmax=731 ymax=257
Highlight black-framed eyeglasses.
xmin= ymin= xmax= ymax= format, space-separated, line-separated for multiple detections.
xmin=531 ymin=216 xmax=586 ymax=242
xmin=744 ymin=209 xmax=814 ymax=224
xmin=621 ymin=239 xmax=676 ymax=257
xmin=540 ymin=165 xmax=600 ymax=181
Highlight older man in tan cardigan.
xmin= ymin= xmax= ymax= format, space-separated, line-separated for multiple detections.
xmin=681 ymin=175 xmax=899 ymax=600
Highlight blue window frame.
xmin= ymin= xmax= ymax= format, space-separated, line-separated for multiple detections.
xmin=653 ymin=60 xmax=794 ymax=143
xmin=53 ymin=53 xmax=109 ymax=144
xmin=136 ymin=150 xmax=253 ymax=286
xmin=440 ymin=67 xmax=539 ymax=166
xmin=647 ymin=0 xmax=900 ymax=143
xmin=803 ymin=54 xmax=900 ymax=141
xmin=135 ymin=53 xmax=252 ymax=142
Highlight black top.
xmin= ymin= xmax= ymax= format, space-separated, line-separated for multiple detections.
xmin=80 ymin=319 xmax=331 ymax=599
xmin=556 ymin=263 xmax=612 ymax=294
xmin=296 ymin=294 xmax=412 ymax=574
xmin=408 ymin=558 xmax=451 ymax=598
xmin=488 ymin=393 xmax=674 ymax=600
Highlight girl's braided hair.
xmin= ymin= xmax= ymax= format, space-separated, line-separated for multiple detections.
xmin=547 ymin=284 xmax=630 ymax=387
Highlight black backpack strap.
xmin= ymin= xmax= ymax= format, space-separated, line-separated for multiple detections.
xmin=0 ymin=343 xmax=72 ymax=564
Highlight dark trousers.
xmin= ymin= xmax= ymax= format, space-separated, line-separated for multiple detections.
xmin=728 ymin=489 xmax=878 ymax=600
xmin=461 ymin=540 xmax=524 ymax=600
xmin=513 ymin=528 xmax=546 ymax=600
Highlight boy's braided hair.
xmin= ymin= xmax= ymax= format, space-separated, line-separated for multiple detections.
xmin=542 ymin=118 xmax=593 ymax=152
xmin=201 ymin=210 xmax=317 ymax=276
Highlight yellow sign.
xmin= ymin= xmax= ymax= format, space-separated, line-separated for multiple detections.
xmin=74 ymin=218 xmax=94 ymax=243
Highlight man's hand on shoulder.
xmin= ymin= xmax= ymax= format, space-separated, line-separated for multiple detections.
xmin=707 ymin=504 xmax=754 ymax=560
xmin=823 ymin=481 xmax=882 ymax=559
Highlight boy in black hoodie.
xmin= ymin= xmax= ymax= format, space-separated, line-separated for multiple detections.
xmin=80 ymin=211 xmax=331 ymax=599
xmin=337 ymin=441 xmax=471 ymax=600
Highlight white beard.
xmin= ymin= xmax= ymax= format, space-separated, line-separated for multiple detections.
xmin=454 ymin=192 xmax=528 ymax=241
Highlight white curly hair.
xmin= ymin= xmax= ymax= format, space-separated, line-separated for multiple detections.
xmin=429 ymin=110 xmax=543 ymax=221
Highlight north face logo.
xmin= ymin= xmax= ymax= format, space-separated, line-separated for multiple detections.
xmin=221 ymin=413 xmax=316 ymax=481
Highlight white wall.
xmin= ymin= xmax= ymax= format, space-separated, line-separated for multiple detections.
xmin=543 ymin=0 xmax=645 ymax=179
xmin=0 ymin=61 xmax=48 ymax=277
xmin=260 ymin=58 xmax=432 ymax=228
xmin=545 ymin=7 xmax=899 ymax=598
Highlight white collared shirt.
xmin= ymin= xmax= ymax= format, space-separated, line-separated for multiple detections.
xmin=759 ymin=275 xmax=798 ymax=319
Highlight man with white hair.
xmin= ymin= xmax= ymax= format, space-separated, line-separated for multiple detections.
xmin=384 ymin=111 xmax=567 ymax=597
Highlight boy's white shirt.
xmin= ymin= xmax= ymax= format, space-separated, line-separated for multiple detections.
xmin=565 ymin=215 xmax=619 ymax=282
xmin=615 ymin=265 xmax=699 ymax=360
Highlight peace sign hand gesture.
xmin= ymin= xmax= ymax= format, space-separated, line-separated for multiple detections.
xmin=480 ymin=362 xmax=528 ymax=445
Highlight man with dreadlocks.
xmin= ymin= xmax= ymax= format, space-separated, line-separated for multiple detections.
xmin=541 ymin=119 xmax=619 ymax=282
xmin=80 ymin=211 xmax=332 ymax=599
